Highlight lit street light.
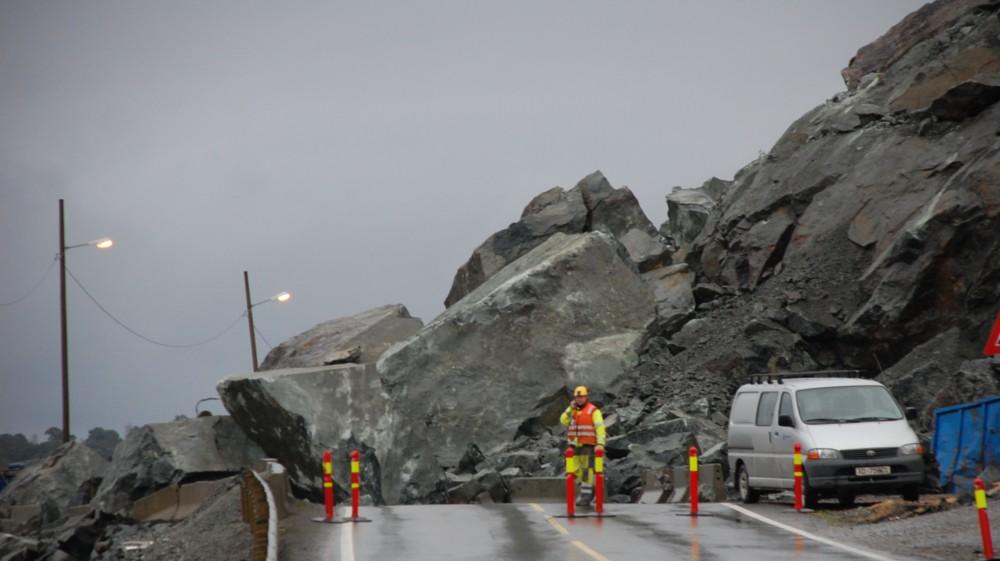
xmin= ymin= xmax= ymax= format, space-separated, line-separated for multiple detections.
xmin=59 ymin=199 xmax=113 ymax=443
xmin=242 ymin=271 xmax=290 ymax=372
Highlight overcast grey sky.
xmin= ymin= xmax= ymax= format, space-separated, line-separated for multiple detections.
xmin=0 ymin=1 xmax=922 ymax=438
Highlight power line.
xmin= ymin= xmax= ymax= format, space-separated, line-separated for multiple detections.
xmin=0 ymin=256 xmax=57 ymax=307
xmin=254 ymin=325 xmax=273 ymax=349
xmin=64 ymin=265 xmax=246 ymax=349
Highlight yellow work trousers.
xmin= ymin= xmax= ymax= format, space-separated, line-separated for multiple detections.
xmin=572 ymin=445 xmax=595 ymax=486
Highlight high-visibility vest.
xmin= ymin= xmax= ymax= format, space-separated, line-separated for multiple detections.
xmin=567 ymin=403 xmax=599 ymax=446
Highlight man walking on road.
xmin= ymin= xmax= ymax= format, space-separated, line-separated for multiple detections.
xmin=560 ymin=385 xmax=606 ymax=506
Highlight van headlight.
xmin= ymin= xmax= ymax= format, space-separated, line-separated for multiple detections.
xmin=899 ymin=443 xmax=924 ymax=456
xmin=806 ymin=448 xmax=841 ymax=460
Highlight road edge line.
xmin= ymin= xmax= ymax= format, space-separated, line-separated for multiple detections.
xmin=339 ymin=507 xmax=356 ymax=561
xmin=721 ymin=503 xmax=898 ymax=561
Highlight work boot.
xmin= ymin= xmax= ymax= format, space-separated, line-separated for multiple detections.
xmin=577 ymin=485 xmax=594 ymax=507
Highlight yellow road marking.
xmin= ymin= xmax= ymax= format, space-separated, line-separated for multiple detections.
xmin=572 ymin=540 xmax=613 ymax=561
xmin=545 ymin=516 xmax=569 ymax=535
xmin=529 ymin=503 xmax=613 ymax=560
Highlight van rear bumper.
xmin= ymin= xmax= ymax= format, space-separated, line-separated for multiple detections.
xmin=805 ymin=456 xmax=924 ymax=492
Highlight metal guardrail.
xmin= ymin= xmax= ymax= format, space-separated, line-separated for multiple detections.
xmin=241 ymin=469 xmax=278 ymax=561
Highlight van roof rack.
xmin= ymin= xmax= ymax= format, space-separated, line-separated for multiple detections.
xmin=748 ymin=370 xmax=865 ymax=384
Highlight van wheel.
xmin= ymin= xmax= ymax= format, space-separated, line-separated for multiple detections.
xmin=901 ymin=485 xmax=919 ymax=502
xmin=803 ymin=472 xmax=820 ymax=509
xmin=737 ymin=463 xmax=759 ymax=504
xmin=836 ymin=491 xmax=856 ymax=507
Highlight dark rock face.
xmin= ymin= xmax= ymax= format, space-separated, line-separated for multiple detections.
xmin=661 ymin=1 xmax=1000 ymax=377
xmin=379 ymin=232 xmax=656 ymax=503
xmin=840 ymin=0 xmax=988 ymax=90
xmin=94 ymin=416 xmax=263 ymax=515
xmin=444 ymin=171 xmax=671 ymax=307
xmin=260 ymin=304 xmax=423 ymax=369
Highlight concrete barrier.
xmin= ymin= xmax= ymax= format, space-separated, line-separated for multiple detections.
xmin=509 ymin=477 xmax=566 ymax=503
xmin=131 ymin=480 xmax=227 ymax=522
xmin=668 ymin=463 xmax=726 ymax=503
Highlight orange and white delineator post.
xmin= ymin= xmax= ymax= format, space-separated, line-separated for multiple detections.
xmin=565 ymin=447 xmax=576 ymax=518
xmin=594 ymin=446 xmax=605 ymax=515
xmin=975 ymin=478 xmax=995 ymax=560
xmin=689 ymin=446 xmax=699 ymax=516
xmin=350 ymin=449 xmax=361 ymax=520
xmin=323 ymin=450 xmax=335 ymax=521
xmin=793 ymin=442 xmax=803 ymax=512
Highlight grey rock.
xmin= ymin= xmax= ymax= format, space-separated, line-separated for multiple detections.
xmin=446 ymin=469 xmax=509 ymax=504
xmin=94 ymin=416 xmax=263 ymax=515
xmin=494 ymin=451 xmax=542 ymax=475
xmin=784 ymin=304 xmax=840 ymax=339
xmin=741 ymin=207 xmax=796 ymax=289
xmin=664 ymin=183 xmax=719 ymax=246
xmin=445 ymin=171 xmax=669 ymax=307
xmin=878 ymin=330 xmax=997 ymax=433
xmin=643 ymin=264 xmax=696 ymax=336
xmin=218 ymin=363 xmax=388 ymax=504
xmin=0 ymin=441 xmax=107 ymax=513
xmin=379 ymin=232 xmax=656 ymax=503
xmin=260 ymin=304 xmax=422 ymax=369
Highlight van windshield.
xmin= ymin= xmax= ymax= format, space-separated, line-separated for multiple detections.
xmin=796 ymin=386 xmax=903 ymax=424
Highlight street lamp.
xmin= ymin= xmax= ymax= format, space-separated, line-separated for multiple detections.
xmin=242 ymin=271 xmax=290 ymax=372
xmin=59 ymin=199 xmax=113 ymax=443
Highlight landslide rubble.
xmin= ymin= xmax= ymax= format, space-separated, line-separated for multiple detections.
xmin=217 ymin=0 xmax=1000 ymax=508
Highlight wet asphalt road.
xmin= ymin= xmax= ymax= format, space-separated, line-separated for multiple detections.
xmin=281 ymin=502 xmax=899 ymax=561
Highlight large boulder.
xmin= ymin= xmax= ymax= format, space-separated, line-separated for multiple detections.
xmin=378 ymin=231 xmax=656 ymax=503
xmin=0 ymin=441 xmax=107 ymax=514
xmin=260 ymin=304 xmax=422 ymax=369
xmin=218 ymin=363 xmax=390 ymax=504
xmin=444 ymin=171 xmax=670 ymax=307
xmin=94 ymin=416 xmax=263 ymax=515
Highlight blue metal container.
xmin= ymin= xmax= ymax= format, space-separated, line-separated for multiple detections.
xmin=933 ymin=396 xmax=1000 ymax=492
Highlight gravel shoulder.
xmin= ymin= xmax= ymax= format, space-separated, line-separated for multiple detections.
xmin=742 ymin=493 xmax=998 ymax=561
xmin=92 ymin=477 xmax=251 ymax=561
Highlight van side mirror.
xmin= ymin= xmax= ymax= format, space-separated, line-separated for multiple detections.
xmin=778 ymin=414 xmax=795 ymax=428
xmin=905 ymin=407 xmax=918 ymax=420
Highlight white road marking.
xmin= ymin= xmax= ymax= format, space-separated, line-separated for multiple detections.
xmin=340 ymin=509 xmax=356 ymax=561
xmin=721 ymin=503 xmax=899 ymax=561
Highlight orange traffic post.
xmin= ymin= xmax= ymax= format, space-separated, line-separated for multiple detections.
xmin=689 ymin=446 xmax=699 ymax=516
xmin=975 ymin=478 xmax=995 ymax=560
xmin=793 ymin=442 xmax=803 ymax=512
xmin=565 ymin=447 xmax=576 ymax=518
xmin=595 ymin=446 xmax=605 ymax=515
xmin=323 ymin=450 xmax=334 ymax=521
xmin=350 ymin=450 xmax=361 ymax=520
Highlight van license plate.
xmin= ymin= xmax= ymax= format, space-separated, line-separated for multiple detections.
xmin=855 ymin=466 xmax=891 ymax=476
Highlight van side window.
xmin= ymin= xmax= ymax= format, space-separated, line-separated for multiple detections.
xmin=731 ymin=392 xmax=759 ymax=424
xmin=756 ymin=392 xmax=778 ymax=426
xmin=779 ymin=392 xmax=793 ymax=419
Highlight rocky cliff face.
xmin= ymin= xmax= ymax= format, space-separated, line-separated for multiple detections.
xmin=220 ymin=0 xmax=1000 ymax=505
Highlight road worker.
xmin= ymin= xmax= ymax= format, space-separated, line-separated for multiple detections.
xmin=560 ymin=385 xmax=606 ymax=506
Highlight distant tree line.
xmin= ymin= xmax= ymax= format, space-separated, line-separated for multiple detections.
xmin=0 ymin=427 xmax=122 ymax=467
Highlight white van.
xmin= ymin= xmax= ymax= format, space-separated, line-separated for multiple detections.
xmin=727 ymin=374 xmax=924 ymax=508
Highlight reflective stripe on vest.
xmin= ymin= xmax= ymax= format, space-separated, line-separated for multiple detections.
xmin=568 ymin=403 xmax=599 ymax=445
